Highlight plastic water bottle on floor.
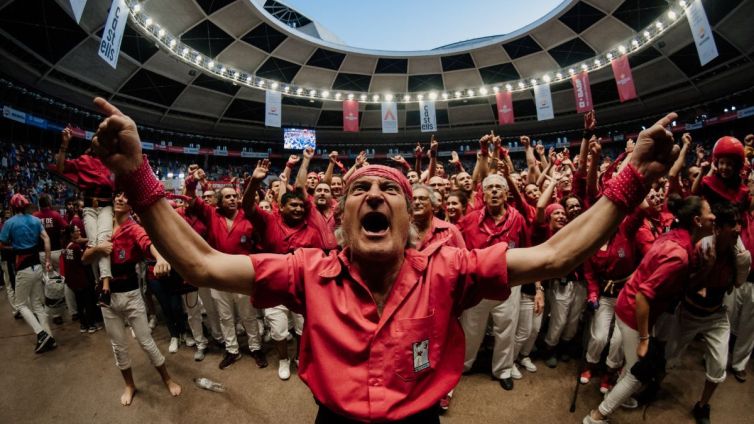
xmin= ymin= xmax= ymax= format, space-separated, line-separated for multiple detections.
xmin=193 ymin=377 xmax=226 ymax=393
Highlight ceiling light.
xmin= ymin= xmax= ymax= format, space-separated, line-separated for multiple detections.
xmin=271 ymin=82 xmax=279 ymax=89
xmin=246 ymin=76 xmax=252 ymax=84
xmin=145 ymin=17 xmax=153 ymax=27
xmin=618 ymin=45 xmax=626 ymax=54
xmin=219 ymin=66 xmax=226 ymax=74
xmin=347 ymin=93 xmax=354 ymax=100
xmin=454 ymin=91 xmax=462 ymax=98
xmin=530 ymin=78 xmax=537 ymax=85
xmin=467 ymin=89 xmax=475 ymax=96
xmin=427 ymin=92 xmax=437 ymax=100
xmin=655 ymin=21 xmax=663 ymax=30
xmin=505 ymin=84 xmax=513 ymax=91
xmin=133 ymin=4 xmax=141 ymax=13
xmin=606 ymin=53 xmax=613 ymax=60
xmin=158 ymin=28 xmax=165 ymax=38
xmin=169 ymin=39 xmax=177 ymax=48
xmin=556 ymin=73 xmax=563 ymax=80
xmin=542 ymin=75 xmax=551 ymax=83
xmin=311 ymin=90 xmax=318 ymax=97
xmin=360 ymin=94 xmax=367 ymax=101
xmin=668 ymin=11 xmax=677 ymax=20
xmin=442 ymin=92 xmax=449 ymax=99
xmin=632 ymin=39 xmax=640 ymax=47
xmin=518 ymin=82 xmax=525 ymax=89
xmin=207 ymin=60 xmax=214 ymax=68
xmin=194 ymin=55 xmax=202 ymax=64
xmin=568 ymin=68 xmax=575 ymax=75
xmin=284 ymin=86 xmax=290 ymax=92
xmin=679 ymin=1 xmax=687 ymax=7
xmin=182 ymin=47 xmax=189 ymax=56
xmin=403 ymin=94 xmax=410 ymax=101
xmin=296 ymin=88 xmax=303 ymax=95
xmin=644 ymin=30 xmax=651 ymax=39
xmin=335 ymin=92 xmax=342 ymax=99
xmin=372 ymin=94 xmax=380 ymax=101
xmin=417 ymin=94 xmax=424 ymax=100
xmin=594 ymin=59 xmax=601 ymax=66
xmin=258 ymin=79 xmax=265 ymax=86
xmin=581 ymin=63 xmax=589 ymax=71
xmin=479 ymin=87 xmax=488 ymax=95
xmin=322 ymin=90 xmax=330 ymax=98
xmin=384 ymin=93 xmax=393 ymax=101
xmin=493 ymin=86 xmax=500 ymax=92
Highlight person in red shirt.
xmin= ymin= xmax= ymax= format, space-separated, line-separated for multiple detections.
xmin=82 ymin=193 xmax=180 ymax=406
xmin=34 ymin=194 xmax=73 ymax=323
xmin=585 ymin=195 xmax=715 ymax=424
xmin=411 ymin=185 xmax=466 ymax=251
xmin=184 ymin=170 xmax=267 ymax=370
xmin=91 ymin=97 xmax=677 ymax=423
xmin=61 ymin=224 xmax=98 ymax=333
xmin=313 ymin=182 xmax=339 ymax=234
xmin=635 ymin=188 xmax=674 ymax=255
xmin=445 ymin=191 xmax=468 ymax=226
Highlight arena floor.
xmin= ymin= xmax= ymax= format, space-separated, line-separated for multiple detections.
xmin=1 ymin=296 xmax=752 ymax=424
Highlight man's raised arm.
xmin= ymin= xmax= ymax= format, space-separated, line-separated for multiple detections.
xmin=89 ymin=97 xmax=255 ymax=295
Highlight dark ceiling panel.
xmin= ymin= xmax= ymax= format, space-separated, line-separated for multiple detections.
xmin=282 ymin=96 xmax=323 ymax=108
xmin=613 ymin=0 xmax=667 ymax=31
xmin=255 ymin=57 xmax=301 ymax=83
xmin=317 ymin=110 xmax=343 ymax=127
xmin=441 ymin=53 xmax=476 ymax=72
xmin=375 ymin=58 xmax=408 ymax=74
xmin=559 ymin=1 xmax=606 ymax=33
xmin=628 ymin=45 xmax=662 ymax=68
xmin=332 ymin=73 xmax=372 ymax=92
xmin=502 ymin=36 xmax=542 ymax=59
xmin=668 ymin=32 xmax=742 ymax=77
xmin=181 ymin=20 xmax=234 ymax=58
xmin=479 ymin=63 xmax=521 ymax=84
xmin=408 ymin=74 xmax=444 ymax=92
xmin=223 ymin=98 xmax=266 ymax=121
xmin=119 ymin=25 xmax=159 ymax=63
xmin=192 ymin=73 xmax=240 ymax=96
xmin=306 ymin=48 xmax=346 ymax=70
xmin=547 ymin=38 xmax=596 ymax=67
xmin=590 ymin=79 xmax=620 ymax=105
xmin=0 ymin=0 xmax=87 ymax=64
xmin=196 ymin=0 xmax=235 ymax=15
xmin=701 ymin=0 xmax=742 ymax=26
xmin=512 ymin=98 xmax=536 ymax=117
xmin=119 ymin=69 xmax=187 ymax=106
xmin=241 ymin=22 xmax=287 ymax=53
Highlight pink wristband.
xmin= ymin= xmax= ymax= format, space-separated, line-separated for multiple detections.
xmin=118 ymin=155 xmax=165 ymax=213
xmin=602 ymin=163 xmax=648 ymax=211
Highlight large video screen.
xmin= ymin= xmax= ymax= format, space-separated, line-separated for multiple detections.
xmin=283 ymin=128 xmax=316 ymax=150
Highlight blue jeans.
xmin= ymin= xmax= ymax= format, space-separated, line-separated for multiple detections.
xmin=147 ymin=279 xmax=186 ymax=338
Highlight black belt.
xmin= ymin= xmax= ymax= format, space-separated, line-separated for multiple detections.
xmin=315 ymin=404 xmax=439 ymax=424
xmin=683 ymin=301 xmax=723 ymax=317
xmin=110 ymin=263 xmax=139 ymax=293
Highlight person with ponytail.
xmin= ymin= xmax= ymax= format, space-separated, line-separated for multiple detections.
xmin=584 ymin=195 xmax=715 ymax=423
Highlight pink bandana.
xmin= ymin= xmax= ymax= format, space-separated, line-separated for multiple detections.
xmin=346 ymin=165 xmax=412 ymax=198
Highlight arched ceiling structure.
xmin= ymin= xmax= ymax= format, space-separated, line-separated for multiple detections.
xmin=0 ymin=0 xmax=752 ymax=143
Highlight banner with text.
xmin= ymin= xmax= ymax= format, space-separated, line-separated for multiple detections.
xmin=611 ymin=55 xmax=637 ymax=103
xmin=571 ymin=71 xmax=593 ymax=113
xmin=533 ymin=84 xmax=554 ymax=121
xmin=343 ymin=100 xmax=359 ymax=132
xmin=381 ymin=101 xmax=398 ymax=133
xmin=686 ymin=0 xmax=718 ymax=66
xmin=70 ymin=0 xmax=88 ymax=23
xmin=98 ymin=0 xmax=128 ymax=69
xmin=265 ymin=90 xmax=282 ymax=127
xmin=495 ymin=91 xmax=514 ymax=125
xmin=419 ymin=100 xmax=437 ymax=132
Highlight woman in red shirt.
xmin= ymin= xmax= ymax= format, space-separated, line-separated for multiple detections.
xmin=61 ymin=224 xmax=98 ymax=333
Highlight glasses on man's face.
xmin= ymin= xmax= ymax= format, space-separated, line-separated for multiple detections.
xmin=413 ymin=195 xmax=431 ymax=202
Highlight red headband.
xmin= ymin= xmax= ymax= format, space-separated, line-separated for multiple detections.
xmin=346 ymin=165 xmax=412 ymax=198
xmin=10 ymin=193 xmax=30 ymax=210
xmin=545 ymin=203 xmax=564 ymax=220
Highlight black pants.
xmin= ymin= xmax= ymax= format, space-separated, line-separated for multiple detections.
xmin=73 ymin=285 xmax=98 ymax=328
xmin=147 ymin=279 xmax=186 ymax=338
xmin=315 ymin=405 xmax=440 ymax=424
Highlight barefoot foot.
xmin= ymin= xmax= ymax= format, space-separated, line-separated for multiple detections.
xmin=120 ymin=386 xmax=137 ymax=406
xmin=165 ymin=379 xmax=182 ymax=397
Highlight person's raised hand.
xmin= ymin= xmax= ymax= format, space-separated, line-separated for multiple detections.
xmin=430 ymin=135 xmax=439 ymax=155
xmin=415 ymin=143 xmax=424 ymax=155
xmin=287 ymin=154 xmax=300 ymax=165
xmin=154 ymin=258 xmax=171 ymax=278
xmin=535 ymin=143 xmax=545 ymax=157
xmin=629 ymin=112 xmax=679 ymax=182
xmin=589 ymin=138 xmax=602 ymax=156
xmin=450 ymin=151 xmax=461 ymax=165
xmin=91 ymin=97 xmax=143 ymax=176
xmin=745 ymin=134 xmax=754 ymax=147
xmin=61 ymin=126 xmax=72 ymax=145
xmin=355 ymin=150 xmax=367 ymax=166
xmin=251 ymin=159 xmax=270 ymax=181
xmin=584 ymin=110 xmax=596 ymax=131
xmin=303 ymin=147 xmax=315 ymax=160
xmin=390 ymin=154 xmax=407 ymax=164
xmin=520 ymin=135 xmax=530 ymax=148
xmin=329 ymin=151 xmax=339 ymax=163
xmin=194 ymin=168 xmax=206 ymax=181
xmin=188 ymin=164 xmax=199 ymax=173
xmin=682 ymin=132 xmax=692 ymax=147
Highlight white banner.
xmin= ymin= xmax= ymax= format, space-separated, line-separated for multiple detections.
xmin=419 ymin=100 xmax=437 ymax=133
xmin=70 ymin=0 xmax=88 ymax=23
xmin=533 ymin=83 xmax=554 ymax=121
xmin=265 ymin=90 xmax=282 ymax=128
xmin=98 ymin=0 xmax=128 ymax=69
xmin=381 ymin=101 xmax=398 ymax=133
xmin=686 ymin=0 xmax=718 ymax=66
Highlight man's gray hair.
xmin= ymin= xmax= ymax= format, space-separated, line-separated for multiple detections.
xmin=482 ymin=174 xmax=508 ymax=190
xmin=412 ymin=184 xmax=441 ymax=208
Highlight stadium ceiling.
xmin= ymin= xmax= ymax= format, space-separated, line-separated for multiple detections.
xmin=0 ymin=0 xmax=752 ymax=142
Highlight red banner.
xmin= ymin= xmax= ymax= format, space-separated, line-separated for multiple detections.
xmin=611 ymin=55 xmax=637 ymax=103
xmin=495 ymin=91 xmax=514 ymax=125
xmin=343 ymin=100 xmax=360 ymax=132
xmin=571 ymin=71 xmax=593 ymax=113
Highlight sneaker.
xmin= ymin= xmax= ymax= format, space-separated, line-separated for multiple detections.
xmin=519 ymin=357 xmax=537 ymax=373
xmin=621 ymin=397 xmax=639 ymax=409
xmin=582 ymin=411 xmax=608 ymax=424
xmin=511 ymin=364 xmax=523 ymax=380
xmin=278 ymin=359 xmax=291 ymax=380
xmin=580 ymin=368 xmax=592 ymax=384
xmin=35 ymin=331 xmax=55 ymax=353
xmin=194 ymin=348 xmax=206 ymax=362
xmin=692 ymin=402 xmax=711 ymax=424
xmin=168 ymin=337 xmax=179 ymax=353
xmin=439 ymin=393 xmax=452 ymax=412
xmin=13 ymin=310 xmax=22 ymax=320
xmin=219 ymin=352 xmax=242 ymax=369
xmin=88 ymin=327 xmax=97 ymax=334
xmin=499 ymin=377 xmax=514 ymax=391
xmin=250 ymin=349 xmax=268 ymax=368
xmin=183 ymin=333 xmax=196 ymax=347
xmin=71 ymin=313 xmax=79 ymax=322
xmin=94 ymin=322 xmax=104 ymax=330
xmin=148 ymin=315 xmax=156 ymax=329
xmin=80 ymin=325 xmax=88 ymax=334
xmin=599 ymin=373 xmax=613 ymax=394
xmin=731 ymin=368 xmax=747 ymax=383
xmin=545 ymin=355 xmax=558 ymax=369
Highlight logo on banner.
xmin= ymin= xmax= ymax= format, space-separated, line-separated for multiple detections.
xmin=419 ymin=101 xmax=437 ymax=132
xmin=381 ymin=101 xmax=398 ymax=133
xmin=413 ymin=339 xmax=430 ymax=372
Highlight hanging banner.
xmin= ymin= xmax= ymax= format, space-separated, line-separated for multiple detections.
xmin=611 ymin=55 xmax=637 ymax=103
xmin=495 ymin=91 xmax=514 ymax=125
xmin=98 ymin=0 xmax=128 ymax=69
xmin=381 ymin=101 xmax=398 ymax=133
xmin=686 ymin=0 xmax=718 ymax=66
xmin=70 ymin=0 xmax=88 ymax=23
xmin=265 ymin=90 xmax=282 ymax=128
xmin=419 ymin=100 xmax=437 ymax=133
xmin=533 ymin=84 xmax=554 ymax=121
xmin=343 ymin=100 xmax=359 ymax=132
xmin=571 ymin=71 xmax=593 ymax=113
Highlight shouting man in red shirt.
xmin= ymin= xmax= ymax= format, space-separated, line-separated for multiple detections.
xmin=90 ymin=97 xmax=678 ymax=423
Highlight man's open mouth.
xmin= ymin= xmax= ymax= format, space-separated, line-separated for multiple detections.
xmin=361 ymin=211 xmax=390 ymax=235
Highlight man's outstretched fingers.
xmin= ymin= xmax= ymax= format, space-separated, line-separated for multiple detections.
xmin=654 ymin=112 xmax=678 ymax=129
xmin=94 ymin=97 xmax=124 ymax=117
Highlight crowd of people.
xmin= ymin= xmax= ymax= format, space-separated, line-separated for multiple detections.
xmin=2 ymin=102 xmax=754 ymax=424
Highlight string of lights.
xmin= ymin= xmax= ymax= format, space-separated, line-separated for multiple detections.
xmin=127 ymin=0 xmax=691 ymax=105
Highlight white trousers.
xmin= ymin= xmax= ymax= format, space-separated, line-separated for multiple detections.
xmin=461 ymin=286 xmax=521 ymax=379
xmin=545 ymin=281 xmax=587 ymax=347
xmin=83 ymin=206 xmax=112 ymax=280
xmin=1 ymin=260 xmax=17 ymax=313
xmin=101 ymin=289 xmax=165 ymax=370
xmin=182 ymin=291 xmax=208 ymax=350
xmin=598 ymin=318 xmax=642 ymax=417
xmin=585 ymin=297 xmax=624 ymax=368
xmin=198 ymin=287 xmax=223 ymax=341
xmin=265 ymin=305 xmax=304 ymax=341
xmin=726 ymin=282 xmax=754 ymax=371
xmin=666 ymin=307 xmax=730 ymax=383
xmin=14 ymin=264 xmax=51 ymax=335
xmin=211 ymin=289 xmax=261 ymax=354
xmin=514 ymin=292 xmax=542 ymax=358
xmin=39 ymin=250 xmax=77 ymax=317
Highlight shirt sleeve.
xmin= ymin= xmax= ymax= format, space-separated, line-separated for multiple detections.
xmin=454 ymin=243 xmax=510 ymax=311
xmin=583 ymin=259 xmax=599 ymax=299
xmin=635 ymin=224 xmax=655 ymax=256
xmin=0 ymin=221 xmax=10 ymax=244
xmin=636 ymin=247 xmax=687 ymax=301
xmin=132 ymin=224 xmax=154 ymax=258
xmin=249 ymin=251 xmax=306 ymax=313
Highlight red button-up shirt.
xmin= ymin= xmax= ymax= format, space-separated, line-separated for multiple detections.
xmin=584 ymin=212 xmax=643 ymax=299
xmin=111 ymin=219 xmax=152 ymax=266
xmin=62 ymin=155 xmax=114 ymax=192
xmin=250 ymin=204 xmax=337 ymax=254
xmin=457 ymin=204 xmax=528 ymax=249
xmin=417 ymin=216 xmax=466 ymax=251
xmin=250 ymin=242 xmax=510 ymax=421
xmin=615 ymin=228 xmax=693 ymax=331
xmin=190 ymin=198 xmax=255 ymax=254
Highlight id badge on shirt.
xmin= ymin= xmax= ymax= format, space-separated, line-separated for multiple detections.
xmin=413 ymin=339 xmax=430 ymax=372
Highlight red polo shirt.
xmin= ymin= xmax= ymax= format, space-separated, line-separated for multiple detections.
xmin=62 ymin=154 xmax=114 ymax=193
xmin=190 ymin=198 xmax=255 ymax=254
xmin=615 ymin=228 xmax=693 ymax=331
xmin=250 ymin=242 xmax=510 ymax=421
xmin=61 ymin=241 xmax=90 ymax=290
xmin=418 ymin=216 xmax=466 ymax=251
xmin=457 ymin=204 xmax=528 ymax=249
xmin=250 ymin=204 xmax=337 ymax=254
xmin=33 ymin=207 xmax=68 ymax=250
xmin=584 ymin=212 xmax=643 ymax=299
xmin=635 ymin=210 xmax=674 ymax=255
xmin=111 ymin=219 xmax=152 ymax=266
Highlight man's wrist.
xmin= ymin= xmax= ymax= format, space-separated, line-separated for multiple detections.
xmin=117 ymin=155 xmax=165 ymax=213
xmin=602 ymin=163 xmax=649 ymax=212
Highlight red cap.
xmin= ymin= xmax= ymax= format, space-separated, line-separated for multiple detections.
xmin=10 ymin=193 xmax=30 ymax=210
xmin=712 ymin=136 xmax=745 ymax=165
